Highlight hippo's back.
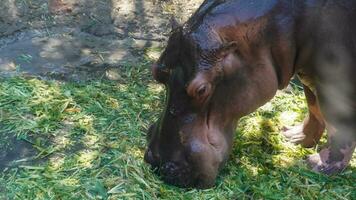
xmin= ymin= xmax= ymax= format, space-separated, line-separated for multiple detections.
xmin=294 ymin=0 xmax=356 ymax=71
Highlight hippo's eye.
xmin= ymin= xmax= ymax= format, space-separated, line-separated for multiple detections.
xmin=189 ymin=83 xmax=212 ymax=106
xmin=197 ymin=85 xmax=207 ymax=97
xmin=186 ymin=73 xmax=214 ymax=106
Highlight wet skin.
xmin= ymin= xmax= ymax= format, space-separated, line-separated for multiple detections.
xmin=145 ymin=0 xmax=356 ymax=188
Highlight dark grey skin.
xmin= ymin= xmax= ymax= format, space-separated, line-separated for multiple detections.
xmin=145 ymin=0 xmax=356 ymax=188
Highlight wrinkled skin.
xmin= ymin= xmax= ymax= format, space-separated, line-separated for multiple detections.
xmin=145 ymin=0 xmax=356 ymax=188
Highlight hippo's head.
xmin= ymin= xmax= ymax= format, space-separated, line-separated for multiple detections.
xmin=145 ymin=25 xmax=279 ymax=188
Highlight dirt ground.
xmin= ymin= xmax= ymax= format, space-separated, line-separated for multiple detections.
xmin=0 ymin=0 xmax=203 ymax=169
xmin=0 ymin=0 xmax=203 ymax=81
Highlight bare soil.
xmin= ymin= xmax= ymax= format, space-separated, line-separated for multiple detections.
xmin=0 ymin=0 xmax=202 ymax=81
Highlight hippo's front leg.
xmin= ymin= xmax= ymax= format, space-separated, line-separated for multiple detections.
xmin=283 ymin=84 xmax=326 ymax=147
xmin=307 ymin=125 xmax=356 ymax=174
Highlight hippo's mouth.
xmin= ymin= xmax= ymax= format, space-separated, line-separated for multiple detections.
xmin=157 ymin=163 xmax=217 ymax=188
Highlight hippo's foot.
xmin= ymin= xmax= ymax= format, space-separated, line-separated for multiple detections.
xmin=306 ymin=143 xmax=355 ymax=175
xmin=283 ymin=124 xmax=306 ymax=144
xmin=282 ymin=124 xmax=321 ymax=148
xmin=283 ymin=116 xmax=325 ymax=148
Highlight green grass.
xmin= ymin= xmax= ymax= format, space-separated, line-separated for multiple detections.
xmin=0 ymin=63 xmax=355 ymax=200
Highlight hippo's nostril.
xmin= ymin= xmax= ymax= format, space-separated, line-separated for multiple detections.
xmin=160 ymin=162 xmax=193 ymax=187
xmin=161 ymin=162 xmax=180 ymax=177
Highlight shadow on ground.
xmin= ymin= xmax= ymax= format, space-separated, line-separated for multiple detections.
xmin=0 ymin=0 xmax=181 ymax=81
xmin=0 ymin=135 xmax=37 ymax=170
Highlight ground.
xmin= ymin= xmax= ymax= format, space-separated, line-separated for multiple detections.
xmin=0 ymin=0 xmax=355 ymax=199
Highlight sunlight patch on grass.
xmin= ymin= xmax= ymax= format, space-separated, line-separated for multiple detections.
xmin=147 ymin=83 xmax=164 ymax=94
xmin=49 ymin=155 xmax=65 ymax=170
xmin=77 ymin=115 xmax=94 ymax=132
xmin=105 ymin=97 xmax=120 ymax=109
xmin=116 ymin=84 xmax=128 ymax=92
xmin=271 ymin=154 xmax=298 ymax=168
xmin=259 ymin=101 xmax=273 ymax=112
xmin=77 ymin=150 xmax=99 ymax=168
xmin=53 ymin=134 xmax=71 ymax=148
xmin=240 ymin=158 xmax=260 ymax=176
xmin=127 ymin=146 xmax=145 ymax=159
xmin=279 ymin=110 xmax=300 ymax=125
xmin=60 ymin=178 xmax=80 ymax=187
xmin=83 ymin=134 xmax=99 ymax=147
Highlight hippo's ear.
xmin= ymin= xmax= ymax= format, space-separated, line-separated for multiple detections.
xmin=219 ymin=42 xmax=242 ymax=77
xmin=217 ymin=42 xmax=238 ymax=58
xmin=170 ymin=16 xmax=181 ymax=30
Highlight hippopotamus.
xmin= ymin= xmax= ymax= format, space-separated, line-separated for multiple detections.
xmin=145 ymin=0 xmax=356 ymax=188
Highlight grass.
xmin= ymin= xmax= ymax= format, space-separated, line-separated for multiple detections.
xmin=0 ymin=62 xmax=355 ymax=200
